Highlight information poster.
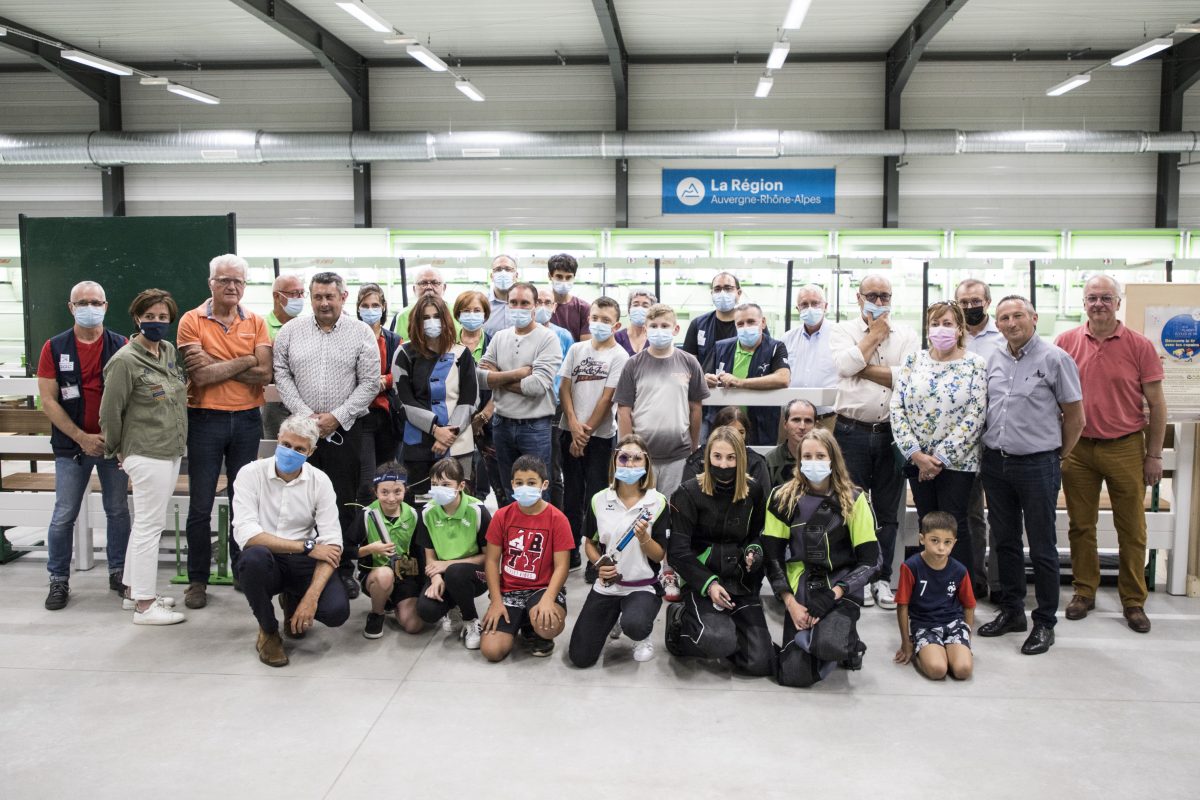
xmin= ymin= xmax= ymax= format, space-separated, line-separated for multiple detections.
xmin=1145 ymin=305 xmax=1200 ymax=418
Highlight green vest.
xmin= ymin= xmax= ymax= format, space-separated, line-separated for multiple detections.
xmin=363 ymin=501 xmax=419 ymax=568
xmin=420 ymin=494 xmax=485 ymax=560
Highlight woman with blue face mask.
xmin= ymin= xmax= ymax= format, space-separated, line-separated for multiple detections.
xmin=763 ymin=428 xmax=879 ymax=687
xmin=355 ymin=284 xmax=402 ymax=503
xmin=453 ymin=290 xmax=497 ymax=503
xmin=568 ymin=434 xmax=670 ymax=667
xmin=393 ymin=294 xmax=479 ymax=510
xmin=615 ymin=290 xmax=657 ymax=356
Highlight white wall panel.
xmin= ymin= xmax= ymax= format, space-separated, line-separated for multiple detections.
xmin=0 ymin=167 xmax=102 ymax=224
xmin=0 ymin=74 xmax=99 ymax=132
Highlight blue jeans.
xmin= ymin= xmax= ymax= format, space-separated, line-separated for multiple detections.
xmin=492 ymin=414 xmax=553 ymax=504
xmin=834 ymin=421 xmax=904 ymax=582
xmin=981 ymin=448 xmax=1061 ymax=628
xmin=185 ymin=407 xmax=263 ymax=583
xmin=46 ymin=454 xmax=130 ymax=580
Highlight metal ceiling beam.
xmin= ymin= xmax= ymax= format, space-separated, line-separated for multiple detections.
xmin=591 ymin=0 xmax=629 ymax=227
xmin=0 ymin=15 xmax=125 ymax=216
xmin=883 ymin=0 xmax=970 ymax=228
xmin=1156 ymin=35 xmax=1200 ymax=229
xmin=228 ymin=0 xmax=372 ymax=227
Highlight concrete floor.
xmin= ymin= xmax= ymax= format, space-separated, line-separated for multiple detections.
xmin=3 ymin=560 xmax=1199 ymax=799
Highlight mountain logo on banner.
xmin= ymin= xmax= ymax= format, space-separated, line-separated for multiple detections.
xmin=676 ymin=177 xmax=705 ymax=206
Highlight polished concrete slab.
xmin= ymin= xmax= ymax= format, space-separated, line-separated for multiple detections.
xmin=3 ymin=560 xmax=1198 ymax=799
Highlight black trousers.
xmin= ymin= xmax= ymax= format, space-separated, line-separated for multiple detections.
xmin=568 ymin=589 xmax=662 ymax=668
xmin=415 ymin=562 xmax=487 ymax=622
xmin=240 ymin=547 xmax=350 ymax=635
xmin=674 ymin=590 xmax=774 ymax=676
xmin=309 ymin=423 xmax=363 ymax=580
xmin=559 ymin=430 xmax=614 ymax=548
xmin=357 ymin=406 xmax=398 ymax=503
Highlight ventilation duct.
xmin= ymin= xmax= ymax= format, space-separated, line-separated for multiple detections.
xmin=0 ymin=129 xmax=1197 ymax=166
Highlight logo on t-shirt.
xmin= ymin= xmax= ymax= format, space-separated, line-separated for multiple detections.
xmin=946 ymin=580 xmax=957 ymax=598
xmin=572 ymin=355 xmax=609 ymax=383
xmin=503 ymin=528 xmax=546 ymax=581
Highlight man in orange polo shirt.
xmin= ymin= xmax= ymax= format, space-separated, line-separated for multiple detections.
xmin=177 ymin=254 xmax=273 ymax=609
xmin=1056 ymin=274 xmax=1167 ymax=634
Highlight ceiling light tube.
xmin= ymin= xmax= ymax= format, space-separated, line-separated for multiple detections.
xmin=1109 ymin=37 xmax=1174 ymax=67
xmin=1176 ymin=24 xmax=1200 ymax=34
xmin=1045 ymin=72 xmax=1091 ymax=96
xmin=455 ymin=80 xmax=485 ymax=102
xmin=406 ymin=43 xmax=448 ymax=72
xmin=0 ymin=26 xmax=7 ymax=36
xmin=782 ymin=0 xmax=812 ymax=30
xmin=755 ymin=75 xmax=774 ymax=98
xmin=383 ymin=35 xmax=417 ymax=45
xmin=166 ymin=83 xmax=221 ymax=105
xmin=767 ymin=40 xmax=790 ymax=70
xmin=139 ymin=76 xmax=169 ymax=85
xmin=60 ymin=50 xmax=133 ymax=76
xmin=335 ymin=1 xmax=393 ymax=33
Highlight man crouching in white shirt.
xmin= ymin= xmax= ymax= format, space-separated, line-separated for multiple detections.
xmin=233 ymin=413 xmax=350 ymax=667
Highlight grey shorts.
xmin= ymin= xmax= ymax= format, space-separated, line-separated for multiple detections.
xmin=910 ymin=618 xmax=971 ymax=653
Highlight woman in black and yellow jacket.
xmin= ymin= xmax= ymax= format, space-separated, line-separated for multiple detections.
xmin=763 ymin=428 xmax=879 ymax=687
xmin=664 ymin=426 xmax=773 ymax=677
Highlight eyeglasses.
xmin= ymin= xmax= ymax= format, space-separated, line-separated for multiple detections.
xmin=71 ymin=299 xmax=106 ymax=307
xmin=957 ymin=299 xmax=986 ymax=308
xmin=275 ymin=289 xmax=305 ymax=299
xmin=712 ymin=284 xmax=738 ymax=293
xmin=416 ymin=280 xmax=443 ymax=289
xmin=616 ymin=451 xmax=647 ymax=465
xmin=861 ymin=292 xmax=892 ymax=303
xmin=212 ymin=277 xmax=246 ymax=288
xmin=1084 ymin=294 xmax=1117 ymax=305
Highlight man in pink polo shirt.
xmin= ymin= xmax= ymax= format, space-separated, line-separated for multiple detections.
xmin=1056 ymin=275 xmax=1167 ymax=634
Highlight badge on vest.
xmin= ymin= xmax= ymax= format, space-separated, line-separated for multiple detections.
xmin=60 ymin=384 xmax=80 ymax=401
xmin=697 ymin=330 xmax=706 ymax=347
xmin=59 ymin=355 xmax=75 ymax=371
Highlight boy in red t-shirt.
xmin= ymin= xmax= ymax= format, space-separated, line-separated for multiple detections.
xmin=481 ymin=455 xmax=573 ymax=661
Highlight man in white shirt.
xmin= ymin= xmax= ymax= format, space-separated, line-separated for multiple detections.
xmin=233 ymin=414 xmax=349 ymax=667
xmin=781 ymin=283 xmax=839 ymax=430
xmin=829 ymin=274 xmax=919 ymax=609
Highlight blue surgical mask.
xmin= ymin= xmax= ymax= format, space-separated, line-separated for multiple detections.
xmin=552 ymin=280 xmax=572 ymax=296
xmin=614 ymin=466 xmax=646 ymax=485
xmin=138 ymin=321 xmax=168 ymax=342
xmin=275 ymin=444 xmax=308 ymax=474
xmin=712 ymin=291 xmax=737 ymax=312
xmin=73 ymin=306 xmax=105 ymax=329
xmin=359 ymin=308 xmax=383 ymax=326
xmin=493 ymin=271 xmax=515 ymax=291
xmin=512 ymin=485 xmax=543 ymax=507
xmin=534 ymin=306 xmax=553 ymax=325
xmin=799 ymin=307 xmax=824 ymax=328
xmin=800 ymin=460 xmax=832 ymax=484
xmin=428 ymin=485 xmax=458 ymax=507
xmin=589 ymin=321 xmax=613 ymax=342
xmin=646 ymin=328 xmax=674 ymax=349
xmin=284 ymin=297 xmax=305 ymax=317
xmin=737 ymin=327 xmax=761 ymax=348
xmin=422 ymin=318 xmax=443 ymax=339
xmin=863 ymin=301 xmax=889 ymax=320
xmin=459 ymin=311 xmax=485 ymax=332
xmin=628 ymin=307 xmax=648 ymax=326
xmin=510 ymin=308 xmax=532 ymax=328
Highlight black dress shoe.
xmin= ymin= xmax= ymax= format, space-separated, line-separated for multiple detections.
xmin=978 ymin=608 xmax=1028 ymax=637
xmin=1021 ymin=624 xmax=1055 ymax=655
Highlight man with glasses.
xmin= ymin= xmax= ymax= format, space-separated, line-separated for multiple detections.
xmin=829 ymin=274 xmax=918 ymax=610
xmin=176 ymin=254 xmax=273 ymax=608
xmin=392 ymin=265 xmax=460 ymax=341
xmin=682 ymin=272 xmax=743 ymax=372
xmin=1056 ymin=275 xmax=1166 ymax=634
xmin=781 ymin=283 xmax=838 ymax=430
xmin=38 ymin=281 xmax=130 ymax=610
xmin=263 ymin=274 xmax=305 ymax=440
xmin=484 ymin=254 xmax=519 ymax=336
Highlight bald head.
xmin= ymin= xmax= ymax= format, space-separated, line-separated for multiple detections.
xmin=70 ymin=281 xmax=105 ymax=303
xmin=272 ymin=274 xmax=304 ymax=319
xmin=857 ymin=274 xmax=893 ymax=320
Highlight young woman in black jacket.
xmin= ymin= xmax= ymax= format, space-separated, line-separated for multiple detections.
xmin=664 ymin=426 xmax=774 ymax=676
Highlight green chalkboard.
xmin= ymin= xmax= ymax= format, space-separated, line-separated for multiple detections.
xmin=18 ymin=214 xmax=236 ymax=372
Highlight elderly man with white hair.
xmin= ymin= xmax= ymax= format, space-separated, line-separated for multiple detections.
xmin=391 ymin=264 xmax=462 ymax=341
xmin=233 ymin=414 xmax=349 ymax=667
xmin=176 ymin=253 xmax=273 ymax=610
xmin=781 ymin=283 xmax=839 ymax=429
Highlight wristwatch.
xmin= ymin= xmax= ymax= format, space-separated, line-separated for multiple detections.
xmin=303 ymin=538 xmax=316 ymax=554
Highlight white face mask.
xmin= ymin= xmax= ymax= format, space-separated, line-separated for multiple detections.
xmin=493 ymin=271 xmax=515 ymax=291
xmin=552 ymin=280 xmax=572 ymax=296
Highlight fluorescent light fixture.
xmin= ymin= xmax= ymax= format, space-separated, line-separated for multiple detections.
xmin=455 ymin=79 xmax=485 ymax=102
xmin=1045 ymin=72 xmax=1091 ymax=96
xmin=767 ymin=40 xmax=790 ymax=70
xmin=1110 ymin=37 xmax=1173 ymax=66
xmin=0 ymin=26 xmax=7 ymax=36
xmin=406 ymin=43 xmax=448 ymax=71
xmin=1175 ymin=24 xmax=1200 ymax=34
xmin=782 ymin=0 xmax=812 ymax=29
xmin=383 ymin=35 xmax=417 ymax=45
xmin=60 ymin=50 xmax=133 ymax=76
xmin=139 ymin=76 xmax=169 ymax=85
xmin=166 ymin=83 xmax=220 ymax=105
xmin=755 ymin=75 xmax=774 ymax=98
xmin=335 ymin=1 xmax=392 ymax=33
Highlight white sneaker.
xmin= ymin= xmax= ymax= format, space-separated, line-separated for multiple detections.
xmin=123 ymin=595 xmax=176 ymax=611
xmin=132 ymin=597 xmax=186 ymax=625
xmin=872 ymin=580 xmax=897 ymax=610
xmin=442 ymin=607 xmax=463 ymax=634
xmin=609 ymin=619 xmax=622 ymax=640
xmin=462 ymin=618 xmax=482 ymax=650
xmin=632 ymin=639 xmax=655 ymax=662
xmin=861 ymin=584 xmax=875 ymax=607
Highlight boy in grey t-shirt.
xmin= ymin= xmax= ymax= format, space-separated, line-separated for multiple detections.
xmin=615 ymin=303 xmax=709 ymax=500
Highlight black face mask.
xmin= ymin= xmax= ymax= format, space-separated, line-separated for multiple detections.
xmin=710 ymin=465 xmax=737 ymax=485
xmin=963 ymin=307 xmax=986 ymax=326
xmin=139 ymin=321 xmax=168 ymax=342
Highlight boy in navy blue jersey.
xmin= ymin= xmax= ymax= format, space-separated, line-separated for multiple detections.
xmin=894 ymin=511 xmax=976 ymax=680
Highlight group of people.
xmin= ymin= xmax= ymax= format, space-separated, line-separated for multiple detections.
xmin=36 ymin=252 xmax=1166 ymax=683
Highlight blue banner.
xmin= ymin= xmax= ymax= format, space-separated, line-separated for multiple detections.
xmin=662 ymin=168 xmax=835 ymax=214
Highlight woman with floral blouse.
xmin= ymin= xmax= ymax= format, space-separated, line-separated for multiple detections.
xmin=890 ymin=301 xmax=987 ymax=569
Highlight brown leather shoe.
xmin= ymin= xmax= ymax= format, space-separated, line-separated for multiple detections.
xmin=1064 ymin=594 xmax=1094 ymax=620
xmin=256 ymin=628 xmax=289 ymax=667
xmin=184 ymin=582 xmax=207 ymax=609
xmin=279 ymin=593 xmax=305 ymax=639
xmin=1124 ymin=606 xmax=1151 ymax=634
